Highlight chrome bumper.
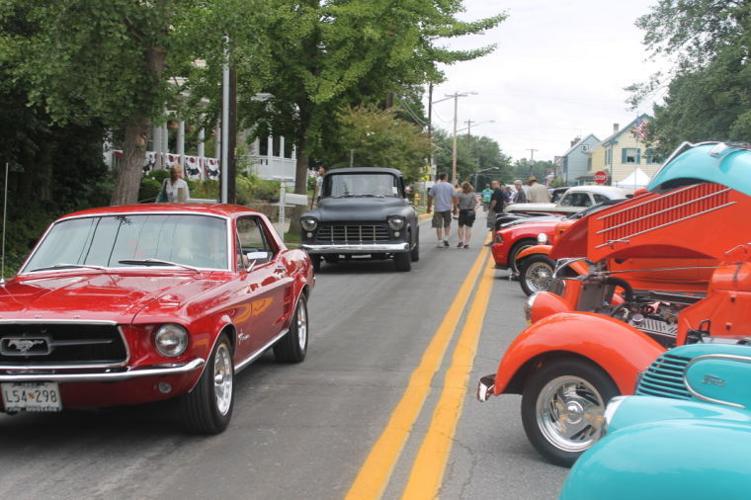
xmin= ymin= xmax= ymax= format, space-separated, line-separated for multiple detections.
xmin=301 ymin=242 xmax=409 ymax=254
xmin=0 ymin=358 xmax=205 ymax=383
xmin=476 ymin=374 xmax=496 ymax=402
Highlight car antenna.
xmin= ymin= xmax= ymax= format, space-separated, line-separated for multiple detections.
xmin=1 ymin=162 xmax=8 ymax=286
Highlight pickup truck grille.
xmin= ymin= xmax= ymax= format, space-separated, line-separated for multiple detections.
xmin=635 ymin=353 xmax=692 ymax=400
xmin=316 ymin=224 xmax=391 ymax=243
xmin=0 ymin=323 xmax=127 ymax=367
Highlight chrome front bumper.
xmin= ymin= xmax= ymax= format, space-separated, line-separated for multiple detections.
xmin=301 ymin=242 xmax=409 ymax=254
xmin=0 ymin=358 xmax=205 ymax=383
xmin=476 ymin=374 xmax=496 ymax=402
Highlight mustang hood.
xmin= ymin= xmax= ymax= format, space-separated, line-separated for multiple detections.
xmin=313 ymin=197 xmax=410 ymax=222
xmin=0 ymin=272 xmax=227 ymax=324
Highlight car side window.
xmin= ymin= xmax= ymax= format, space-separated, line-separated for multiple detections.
xmin=593 ymin=194 xmax=609 ymax=204
xmin=236 ymin=217 xmax=272 ymax=269
xmin=560 ymin=192 xmax=591 ymax=207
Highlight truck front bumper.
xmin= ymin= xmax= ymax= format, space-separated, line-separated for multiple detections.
xmin=301 ymin=242 xmax=409 ymax=254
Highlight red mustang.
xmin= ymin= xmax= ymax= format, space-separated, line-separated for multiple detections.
xmin=0 ymin=204 xmax=314 ymax=434
xmin=491 ymin=216 xmax=561 ymax=276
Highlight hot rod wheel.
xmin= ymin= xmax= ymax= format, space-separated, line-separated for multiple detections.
xmin=179 ymin=332 xmax=234 ymax=434
xmin=519 ymin=255 xmax=556 ymax=296
xmin=274 ymin=294 xmax=308 ymax=363
xmin=520 ymin=358 xmax=618 ymax=467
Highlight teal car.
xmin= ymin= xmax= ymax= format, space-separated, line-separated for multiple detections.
xmin=560 ymin=341 xmax=751 ymax=500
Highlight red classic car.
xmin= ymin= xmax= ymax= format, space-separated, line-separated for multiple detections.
xmin=0 ymin=204 xmax=314 ymax=434
xmin=491 ymin=216 xmax=561 ymax=276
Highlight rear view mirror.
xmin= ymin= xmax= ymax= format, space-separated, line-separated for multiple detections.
xmin=246 ymin=251 xmax=270 ymax=261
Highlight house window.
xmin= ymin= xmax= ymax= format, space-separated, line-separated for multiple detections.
xmin=587 ymin=157 xmax=592 ymax=170
xmin=604 ymin=148 xmax=612 ymax=166
xmin=645 ymin=148 xmax=661 ymax=164
xmin=622 ymin=148 xmax=641 ymax=164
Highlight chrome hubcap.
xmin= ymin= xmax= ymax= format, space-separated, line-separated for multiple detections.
xmin=213 ymin=343 xmax=233 ymax=416
xmin=526 ymin=261 xmax=554 ymax=293
xmin=536 ymin=376 xmax=605 ymax=453
xmin=297 ymin=301 xmax=308 ymax=351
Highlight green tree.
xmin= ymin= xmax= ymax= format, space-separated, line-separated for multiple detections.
xmin=239 ymin=0 xmax=506 ymax=230
xmin=334 ymin=105 xmax=430 ymax=181
xmin=432 ymin=129 xmax=512 ymax=183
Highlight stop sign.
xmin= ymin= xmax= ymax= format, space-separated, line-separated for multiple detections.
xmin=593 ymin=170 xmax=608 ymax=185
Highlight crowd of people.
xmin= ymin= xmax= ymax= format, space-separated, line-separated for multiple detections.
xmin=427 ymin=174 xmax=551 ymax=248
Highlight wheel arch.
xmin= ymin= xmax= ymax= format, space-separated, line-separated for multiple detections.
xmin=503 ymin=350 xmax=618 ymax=395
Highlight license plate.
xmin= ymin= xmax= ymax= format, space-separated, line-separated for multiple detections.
xmin=1 ymin=382 xmax=62 ymax=412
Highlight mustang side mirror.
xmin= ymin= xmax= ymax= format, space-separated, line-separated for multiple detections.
xmin=245 ymin=251 xmax=270 ymax=272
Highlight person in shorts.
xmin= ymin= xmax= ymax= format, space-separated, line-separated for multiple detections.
xmin=427 ymin=172 xmax=454 ymax=247
xmin=454 ymin=181 xmax=477 ymax=248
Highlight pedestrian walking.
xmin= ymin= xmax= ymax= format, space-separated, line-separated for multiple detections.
xmin=454 ymin=181 xmax=477 ymax=248
xmin=311 ymin=163 xmax=328 ymax=208
xmin=512 ymin=179 xmax=528 ymax=203
xmin=157 ymin=164 xmax=190 ymax=203
xmin=526 ymin=175 xmax=551 ymax=203
xmin=427 ymin=172 xmax=454 ymax=247
xmin=486 ymin=180 xmax=509 ymax=232
xmin=481 ymin=184 xmax=493 ymax=211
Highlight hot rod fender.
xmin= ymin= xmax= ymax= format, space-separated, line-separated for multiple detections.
xmin=493 ymin=312 xmax=666 ymax=396
xmin=516 ymin=244 xmax=552 ymax=262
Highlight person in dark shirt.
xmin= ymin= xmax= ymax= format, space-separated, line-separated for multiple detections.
xmin=487 ymin=180 xmax=508 ymax=230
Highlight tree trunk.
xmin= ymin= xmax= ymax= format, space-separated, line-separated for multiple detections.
xmin=111 ymin=117 xmax=150 ymax=205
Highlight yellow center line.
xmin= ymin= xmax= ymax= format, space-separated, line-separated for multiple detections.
xmin=346 ymin=236 xmax=491 ymax=500
xmin=401 ymin=253 xmax=496 ymax=500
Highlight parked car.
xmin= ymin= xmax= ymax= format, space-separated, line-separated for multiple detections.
xmin=561 ymin=341 xmax=751 ymax=499
xmin=476 ymin=142 xmax=751 ymax=466
xmin=0 ymin=204 xmax=314 ymax=434
xmin=548 ymin=186 xmax=569 ymax=204
xmin=505 ymin=185 xmax=629 ymax=216
xmin=300 ymin=167 xmax=419 ymax=272
xmin=491 ymin=215 xmax=562 ymax=276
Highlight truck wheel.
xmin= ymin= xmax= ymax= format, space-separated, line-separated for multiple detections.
xmin=520 ymin=255 xmax=556 ymax=296
xmin=179 ymin=333 xmax=234 ymax=434
xmin=521 ymin=358 xmax=619 ymax=467
xmin=410 ymin=228 xmax=420 ymax=262
xmin=311 ymin=255 xmax=321 ymax=273
xmin=273 ymin=295 xmax=308 ymax=363
xmin=394 ymin=252 xmax=411 ymax=272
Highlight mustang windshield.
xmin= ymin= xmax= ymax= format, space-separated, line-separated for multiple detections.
xmin=325 ymin=173 xmax=400 ymax=198
xmin=24 ymin=214 xmax=229 ymax=272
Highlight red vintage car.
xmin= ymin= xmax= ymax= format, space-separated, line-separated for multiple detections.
xmin=0 ymin=204 xmax=314 ymax=434
xmin=491 ymin=216 xmax=561 ymax=276
xmin=477 ymin=142 xmax=751 ymax=466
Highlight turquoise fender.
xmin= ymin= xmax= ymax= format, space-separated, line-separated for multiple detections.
xmin=560 ymin=418 xmax=751 ymax=500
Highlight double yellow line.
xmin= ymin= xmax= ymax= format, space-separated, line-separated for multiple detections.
xmin=347 ymin=239 xmax=496 ymax=499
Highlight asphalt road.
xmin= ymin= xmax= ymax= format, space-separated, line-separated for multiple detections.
xmin=0 ymin=213 xmax=567 ymax=499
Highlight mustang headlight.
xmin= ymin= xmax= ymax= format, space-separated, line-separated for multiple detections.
xmin=388 ymin=216 xmax=406 ymax=231
xmin=154 ymin=324 xmax=189 ymax=357
xmin=537 ymin=232 xmax=549 ymax=244
xmin=301 ymin=217 xmax=318 ymax=232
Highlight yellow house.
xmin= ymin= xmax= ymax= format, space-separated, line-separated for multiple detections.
xmin=585 ymin=115 xmax=661 ymax=184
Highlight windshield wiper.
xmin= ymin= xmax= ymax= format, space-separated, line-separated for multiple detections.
xmin=117 ymin=259 xmax=202 ymax=273
xmin=30 ymin=263 xmax=107 ymax=273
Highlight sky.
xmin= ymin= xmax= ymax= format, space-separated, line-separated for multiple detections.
xmin=425 ymin=0 xmax=665 ymax=162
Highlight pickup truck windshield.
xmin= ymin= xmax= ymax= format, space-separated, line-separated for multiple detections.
xmin=24 ymin=214 xmax=229 ymax=272
xmin=325 ymin=173 xmax=400 ymax=198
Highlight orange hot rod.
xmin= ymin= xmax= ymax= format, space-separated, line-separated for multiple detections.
xmin=477 ymin=142 xmax=751 ymax=466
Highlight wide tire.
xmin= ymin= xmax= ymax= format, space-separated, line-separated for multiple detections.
xmin=311 ymin=255 xmax=322 ymax=273
xmin=410 ymin=228 xmax=420 ymax=262
xmin=521 ymin=358 xmax=619 ymax=467
xmin=509 ymin=239 xmax=537 ymax=274
xmin=519 ymin=255 xmax=557 ymax=296
xmin=179 ymin=333 xmax=234 ymax=434
xmin=394 ymin=251 xmax=411 ymax=272
xmin=274 ymin=295 xmax=309 ymax=363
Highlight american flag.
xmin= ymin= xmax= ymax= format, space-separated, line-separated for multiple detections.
xmin=632 ymin=119 xmax=649 ymax=141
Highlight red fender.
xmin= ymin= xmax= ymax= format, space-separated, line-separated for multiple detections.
xmin=493 ymin=312 xmax=666 ymax=396
xmin=516 ymin=244 xmax=553 ymax=263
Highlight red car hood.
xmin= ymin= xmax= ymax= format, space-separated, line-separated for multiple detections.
xmin=0 ymin=271 xmax=228 ymax=324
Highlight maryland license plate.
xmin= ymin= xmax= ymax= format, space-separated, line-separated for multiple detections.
xmin=1 ymin=382 xmax=62 ymax=412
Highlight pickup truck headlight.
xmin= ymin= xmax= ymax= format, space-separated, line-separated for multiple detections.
xmin=154 ymin=324 xmax=189 ymax=357
xmin=301 ymin=217 xmax=318 ymax=232
xmin=537 ymin=232 xmax=549 ymax=244
xmin=388 ymin=216 xmax=406 ymax=231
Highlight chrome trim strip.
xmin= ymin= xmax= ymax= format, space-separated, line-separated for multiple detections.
xmin=594 ymin=202 xmax=736 ymax=249
xmin=235 ymin=328 xmax=289 ymax=373
xmin=596 ymin=188 xmax=732 ymax=234
xmin=301 ymin=242 xmax=409 ymax=254
xmin=683 ymin=354 xmax=751 ymax=409
xmin=0 ymin=358 xmax=205 ymax=382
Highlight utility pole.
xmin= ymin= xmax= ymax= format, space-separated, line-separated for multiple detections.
xmin=465 ymin=120 xmax=473 ymax=141
xmin=220 ymin=35 xmax=230 ymax=204
xmin=527 ymin=148 xmax=538 ymax=162
xmin=427 ymin=83 xmax=433 ymax=177
xmin=430 ymin=91 xmax=476 ymax=184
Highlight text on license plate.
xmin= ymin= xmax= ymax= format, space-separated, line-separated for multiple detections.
xmin=1 ymin=382 xmax=62 ymax=412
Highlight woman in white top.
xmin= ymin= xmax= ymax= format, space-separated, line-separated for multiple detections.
xmin=160 ymin=164 xmax=190 ymax=203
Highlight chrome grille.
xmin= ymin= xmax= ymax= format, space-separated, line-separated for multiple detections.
xmin=0 ymin=323 xmax=127 ymax=367
xmin=636 ymin=353 xmax=692 ymax=400
xmin=316 ymin=224 xmax=391 ymax=243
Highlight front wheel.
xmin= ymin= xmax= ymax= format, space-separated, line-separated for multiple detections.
xmin=311 ymin=255 xmax=322 ymax=273
xmin=179 ymin=333 xmax=234 ymax=434
xmin=394 ymin=252 xmax=411 ymax=272
xmin=521 ymin=358 xmax=619 ymax=467
xmin=519 ymin=255 xmax=557 ymax=296
xmin=410 ymin=229 xmax=420 ymax=262
xmin=274 ymin=294 xmax=309 ymax=363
